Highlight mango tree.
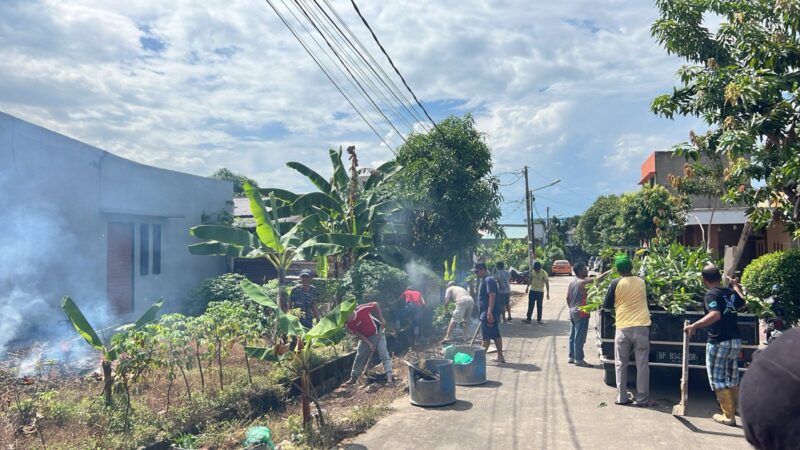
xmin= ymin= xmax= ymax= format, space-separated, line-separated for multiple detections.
xmin=189 ymin=180 xmax=364 ymax=308
xmin=240 ymin=279 xmax=356 ymax=425
xmin=61 ymin=296 xmax=163 ymax=406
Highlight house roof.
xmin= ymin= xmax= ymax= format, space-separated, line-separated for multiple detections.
xmin=686 ymin=208 xmax=748 ymax=225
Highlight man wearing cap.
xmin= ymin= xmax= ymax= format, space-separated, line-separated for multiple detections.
xmin=289 ymin=269 xmax=321 ymax=329
xmin=442 ymin=281 xmax=475 ymax=342
xmin=603 ymin=255 xmax=652 ymax=406
xmin=684 ymin=265 xmax=746 ymax=426
xmin=474 ymin=262 xmax=505 ymax=363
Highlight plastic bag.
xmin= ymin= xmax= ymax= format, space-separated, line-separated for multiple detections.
xmin=453 ymin=352 xmax=473 ymax=365
xmin=243 ymin=426 xmax=276 ymax=449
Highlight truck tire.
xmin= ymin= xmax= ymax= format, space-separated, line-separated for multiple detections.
xmin=603 ymin=364 xmax=615 ymax=386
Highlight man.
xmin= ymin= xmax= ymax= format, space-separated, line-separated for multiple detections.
xmin=603 ymin=255 xmax=652 ymax=406
xmin=442 ymin=281 xmax=475 ymax=342
xmin=566 ymin=263 xmax=610 ymax=366
xmin=740 ymin=327 xmax=800 ymax=450
xmin=683 ymin=265 xmax=746 ymax=425
xmin=474 ymin=262 xmax=505 ymax=363
xmin=399 ymin=286 xmax=426 ymax=344
xmin=495 ymin=261 xmax=513 ymax=322
xmin=288 ymin=269 xmax=321 ymax=329
xmin=345 ymin=301 xmax=393 ymax=385
xmin=523 ymin=261 xmax=550 ymax=324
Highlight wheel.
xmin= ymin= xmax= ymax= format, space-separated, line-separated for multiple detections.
xmin=603 ymin=364 xmax=615 ymax=386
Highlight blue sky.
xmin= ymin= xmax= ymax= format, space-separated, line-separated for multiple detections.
xmin=0 ymin=0 xmax=703 ymax=222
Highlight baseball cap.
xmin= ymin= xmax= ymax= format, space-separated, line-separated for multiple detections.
xmin=299 ymin=269 xmax=313 ymax=277
xmin=472 ymin=262 xmax=487 ymax=271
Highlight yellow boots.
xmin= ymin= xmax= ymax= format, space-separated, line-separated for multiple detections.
xmin=713 ymin=387 xmax=738 ymax=426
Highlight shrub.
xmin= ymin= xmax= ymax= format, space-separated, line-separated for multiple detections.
xmin=185 ymin=273 xmax=250 ymax=316
xmin=339 ymin=260 xmax=409 ymax=324
xmin=742 ymin=249 xmax=800 ymax=325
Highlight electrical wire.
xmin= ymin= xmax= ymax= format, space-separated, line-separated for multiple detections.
xmin=349 ymin=0 xmax=440 ymax=133
xmin=301 ymin=0 xmax=418 ymax=134
xmin=290 ymin=0 xmax=408 ymax=144
xmin=317 ymin=0 xmax=432 ymax=132
xmin=266 ymin=0 xmax=397 ymax=153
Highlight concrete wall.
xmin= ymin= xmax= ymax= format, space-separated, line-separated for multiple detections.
xmin=0 ymin=113 xmax=231 ymax=336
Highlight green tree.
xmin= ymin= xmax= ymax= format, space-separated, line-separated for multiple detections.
xmin=619 ymin=185 xmax=691 ymax=246
xmin=651 ymin=0 xmax=800 ymax=238
xmin=393 ymin=114 xmax=502 ymax=265
xmin=209 ymin=167 xmax=258 ymax=195
xmin=576 ymin=195 xmax=627 ymax=254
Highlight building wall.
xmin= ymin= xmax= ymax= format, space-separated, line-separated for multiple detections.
xmin=0 ymin=113 xmax=231 ymax=336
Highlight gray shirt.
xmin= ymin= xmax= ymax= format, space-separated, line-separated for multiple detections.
xmin=496 ymin=269 xmax=511 ymax=294
xmin=567 ymin=278 xmax=589 ymax=320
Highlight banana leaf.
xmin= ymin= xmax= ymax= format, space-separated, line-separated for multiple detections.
xmin=61 ymin=296 xmax=104 ymax=351
xmin=258 ymin=188 xmax=300 ymax=203
xmin=188 ymin=241 xmax=252 ymax=257
xmin=244 ymin=182 xmax=282 ymax=253
xmin=304 ymin=299 xmax=356 ymax=341
xmin=329 ymin=148 xmax=349 ymax=194
xmin=286 ymin=162 xmax=332 ymax=194
xmin=292 ymin=192 xmax=345 ymax=217
xmin=190 ymin=225 xmax=255 ymax=247
xmin=240 ymin=279 xmax=279 ymax=310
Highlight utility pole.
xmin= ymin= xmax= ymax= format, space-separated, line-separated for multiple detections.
xmin=546 ymin=206 xmax=550 ymax=246
xmin=524 ymin=166 xmax=533 ymax=271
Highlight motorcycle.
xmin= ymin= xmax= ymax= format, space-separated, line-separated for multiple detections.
xmin=764 ymin=284 xmax=786 ymax=345
xmin=510 ymin=268 xmax=530 ymax=285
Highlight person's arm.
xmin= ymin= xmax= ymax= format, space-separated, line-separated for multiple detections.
xmin=684 ymin=310 xmax=722 ymax=337
xmin=487 ymin=292 xmax=497 ymax=324
xmin=353 ymin=330 xmax=375 ymax=350
xmin=727 ymin=277 xmax=747 ymax=304
xmin=525 ymin=277 xmax=531 ymax=293
xmin=545 ymin=275 xmax=550 ymax=299
xmin=420 ymin=294 xmax=426 ymax=306
xmin=371 ymin=302 xmax=387 ymax=328
xmin=603 ymin=279 xmax=619 ymax=310
xmin=581 ymin=270 xmax=612 ymax=287
xmin=443 ymin=288 xmax=452 ymax=307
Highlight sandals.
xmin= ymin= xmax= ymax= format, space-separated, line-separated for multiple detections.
xmin=492 ymin=358 xmax=506 ymax=363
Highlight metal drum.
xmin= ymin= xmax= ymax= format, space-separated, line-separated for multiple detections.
xmin=443 ymin=345 xmax=487 ymax=386
xmin=408 ymin=359 xmax=456 ymax=407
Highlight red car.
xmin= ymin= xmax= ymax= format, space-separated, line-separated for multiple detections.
xmin=550 ymin=260 xmax=572 ymax=276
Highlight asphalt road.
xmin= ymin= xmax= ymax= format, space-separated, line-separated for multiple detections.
xmin=348 ymin=276 xmax=752 ymax=450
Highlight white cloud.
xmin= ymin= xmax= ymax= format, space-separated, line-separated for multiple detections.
xmin=0 ymin=0 xmax=702 ymax=218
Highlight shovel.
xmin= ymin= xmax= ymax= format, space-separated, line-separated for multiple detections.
xmin=403 ymin=360 xmax=440 ymax=380
xmin=672 ymin=320 xmax=690 ymax=416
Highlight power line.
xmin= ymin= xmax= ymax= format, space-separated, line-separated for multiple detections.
xmin=265 ymin=0 xmax=398 ymax=153
xmin=301 ymin=0 xmax=418 ymax=134
xmin=317 ymin=0 xmax=432 ymax=132
xmin=349 ymin=0 xmax=440 ymax=133
xmin=290 ymin=0 xmax=408 ymax=144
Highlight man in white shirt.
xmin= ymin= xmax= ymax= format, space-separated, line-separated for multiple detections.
xmin=442 ymin=281 xmax=475 ymax=342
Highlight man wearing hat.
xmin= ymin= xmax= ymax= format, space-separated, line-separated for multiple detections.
xmin=289 ymin=269 xmax=321 ymax=329
xmin=474 ymin=262 xmax=506 ymax=363
xmin=603 ymin=255 xmax=652 ymax=406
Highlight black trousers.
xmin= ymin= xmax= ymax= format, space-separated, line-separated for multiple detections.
xmin=527 ymin=291 xmax=544 ymax=321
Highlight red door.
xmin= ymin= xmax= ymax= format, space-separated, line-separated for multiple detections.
xmin=107 ymin=222 xmax=134 ymax=314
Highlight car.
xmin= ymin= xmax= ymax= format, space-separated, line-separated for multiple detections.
xmin=550 ymin=260 xmax=572 ymax=276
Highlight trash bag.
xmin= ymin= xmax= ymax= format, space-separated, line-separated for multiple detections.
xmin=453 ymin=352 xmax=473 ymax=365
xmin=243 ymin=426 xmax=276 ymax=449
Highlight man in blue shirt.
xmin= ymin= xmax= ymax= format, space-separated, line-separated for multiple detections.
xmin=474 ymin=262 xmax=505 ymax=363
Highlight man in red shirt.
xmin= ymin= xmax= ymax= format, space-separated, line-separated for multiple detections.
xmin=345 ymin=302 xmax=393 ymax=385
xmin=399 ymin=286 xmax=426 ymax=345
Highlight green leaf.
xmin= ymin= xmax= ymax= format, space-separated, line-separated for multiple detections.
xmin=190 ymin=225 xmax=255 ymax=247
xmin=244 ymin=346 xmax=281 ymax=362
xmin=330 ymin=148 xmax=349 ymax=194
xmin=316 ymin=256 xmax=329 ymax=279
xmin=305 ymin=299 xmax=356 ymax=340
xmin=278 ymin=308 xmax=305 ymax=337
xmin=188 ymin=242 xmax=250 ymax=257
xmin=240 ymin=279 xmax=279 ymax=310
xmin=133 ymin=300 xmax=164 ymax=329
xmin=244 ymin=182 xmax=282 ymax=252
xmin=286 ymin=162 xmax=332 ymax=194
xmin=258 ymin=188 xmax=300 ymax=203
xmin=61 ymin=296 xmax=104 ymax=351
xmin=293 ymin=192 xmax=345 ymax=217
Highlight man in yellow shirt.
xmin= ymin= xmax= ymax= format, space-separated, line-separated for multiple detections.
xmin=603 ymin=255 xmax=652 ymax=407
xmin=523 ymin=261 xmax=550 ymax=324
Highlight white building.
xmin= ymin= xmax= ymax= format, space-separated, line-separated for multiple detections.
xmin=0 ymin=113 xmax=231 ymax=344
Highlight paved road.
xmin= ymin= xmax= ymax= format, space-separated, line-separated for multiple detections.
xmin=349 ymin=276 xmax=752 ymax=450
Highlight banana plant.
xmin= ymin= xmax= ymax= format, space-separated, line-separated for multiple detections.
xmin=189 ymin=180 xmax=365 ymax=307
xmin=61 ymin=296 xmax=163 ymax=406
xmin=261 ymin=147 xmax=406 ymax=276
xmin=239 ymin=279 xmax=356 ymax=425
xmin=443 ymin=255 xmax=458 ymax=283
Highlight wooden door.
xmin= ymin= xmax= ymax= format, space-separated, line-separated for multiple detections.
xmin=107 ymin=222 xmax=134 ymax=314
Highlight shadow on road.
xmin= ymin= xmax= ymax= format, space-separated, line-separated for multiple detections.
xmin=496 ymin=361 xmax=540 ymax=372
xmin=470 ymin=380 xmax=503 ymax=388
xmin=674 ymin=416 xmax=745 ymax=438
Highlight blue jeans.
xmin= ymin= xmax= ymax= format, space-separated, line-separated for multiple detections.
xmin=569 ymin=316 xmax=590 ymax=362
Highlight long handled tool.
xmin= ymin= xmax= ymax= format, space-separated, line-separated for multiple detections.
xmin=672 ymin=319 xmax=690 ymax=416
xmin=468 ymin=322 xmax=481 ymax=346
xmin=402 ymin=360 xmax=439 ymax=380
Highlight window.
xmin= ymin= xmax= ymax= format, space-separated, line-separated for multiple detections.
xmin=152 ymin=224 xmax=161 ymax=275
xmin=140 ymin=224 xmax=149 ymax=276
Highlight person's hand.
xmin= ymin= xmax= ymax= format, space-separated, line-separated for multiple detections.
xmin=683 ymin=323 xmax=695 ymax=338
xmin=487 ymin=313 xmax=494 ymax=325
xmin=546 ymin=294 xmax=550 ymax=300
xmin=380 ymin=319 xmax=387 ymax=329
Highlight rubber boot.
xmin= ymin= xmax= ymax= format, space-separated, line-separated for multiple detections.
xmin=713 ymin=388 xmax=737 ymax=426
